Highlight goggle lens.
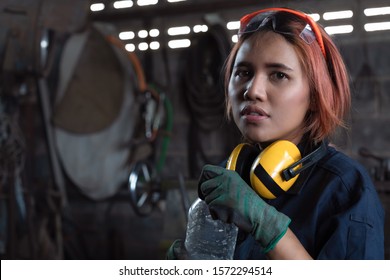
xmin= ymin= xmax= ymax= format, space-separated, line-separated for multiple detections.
xmin=238 ymin=8 xmax=326 ymax=58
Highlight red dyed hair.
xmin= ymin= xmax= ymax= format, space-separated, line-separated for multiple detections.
xmin=224 ymin=10 xmax=351 ymax=143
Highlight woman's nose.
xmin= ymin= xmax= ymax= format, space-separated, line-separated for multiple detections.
xmin=244 ymin=76 xmax=267 ymax=101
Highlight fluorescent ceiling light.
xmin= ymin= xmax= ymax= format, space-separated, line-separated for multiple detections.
xmin=193 ymin=25 xmax=208 ymax=33
xmin=167 ymin=0 xmax=186 ymax=2
xmin=125 ymin=43 xmax=136 ymax=52
xmin=323 ymin=10 xmax=353 ymax=20
xmin=150 ymin=41 xmax=160 ymax=50
xmin=168 ymin=39 xmax=191 ymax=49
xmin=138 ymin=30 xmax=148 ymax=38
xmin=40 ymin=38 xmax=49 ymax=48
xmin=308 ymin=13 xmax=320 ymax=21
xmin=325 ymin=25 xmax=354 ymax=34
xmin=364 ymin=7 xmax=390 ymax=16
xmin=138 ymin=42 xmax=149 ymax=51
xmin=137 ymin=0 xmax=158 ymax=6
xmin=119 ymin=31 xmax=135 ymax=40
xmin=227 ymin=21 xmax=240 ymax=30
xmin=167 ymin=26 xmax=191 ymax=36
xmin=113 ymin=1 xmax=133 ymax=9
xmin=149 ymin=29 xmax=160 ymax=37
xmin=90 ymin=3 xmax=105 ymax=11
xmin=364 ymin=22 xmax=390 ymax=32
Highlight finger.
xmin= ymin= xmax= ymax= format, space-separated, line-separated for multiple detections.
xmin=199 ymin=175 xmax=224 ymax=200
xmin=198 ymin=165 xmax=224 ymax=199
xmin=209 ymin=205 xmax=252 ymax=233
xmin=208 ymin=204 xmax=235 ymax=223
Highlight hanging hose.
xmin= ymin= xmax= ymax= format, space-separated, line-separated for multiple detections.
xmin=183 ymin=24 xmax=232 ymax=132
xmin=155 ymin=90 xmax=174 ymax=175
xmin=183 ymin=24 xmax=232 ymax=177
xmin=106 ymin=35 xmax=148 ymax=93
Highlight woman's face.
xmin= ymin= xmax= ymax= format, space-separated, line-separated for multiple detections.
xmin=228 ymin=31 xmax=311 ymax=146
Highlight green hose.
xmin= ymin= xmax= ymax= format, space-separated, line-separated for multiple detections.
xmin=151 ymin=86 xmax=173 ymax=175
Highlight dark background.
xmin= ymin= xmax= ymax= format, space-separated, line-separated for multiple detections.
xmin=0 ymin=0 xmax=389 ymax=260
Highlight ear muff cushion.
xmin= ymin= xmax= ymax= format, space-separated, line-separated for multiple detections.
xmin=250 ymin=140 xmax=301 ymax=199
xmin=226 ymin=143 xmax=259 ymax=185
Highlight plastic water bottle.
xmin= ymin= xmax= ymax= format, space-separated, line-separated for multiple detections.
xmin=184 ymin=198 xmax=238 ymax=260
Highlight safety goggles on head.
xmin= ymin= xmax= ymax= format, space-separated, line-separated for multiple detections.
xmin=238 ymin=7 xmax=326 ymax=58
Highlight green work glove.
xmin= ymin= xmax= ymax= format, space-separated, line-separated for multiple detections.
xmin=166 ymin=239 xmax=189 ymax=260
xmin=198 ymin=164 xmax=291 ymax=253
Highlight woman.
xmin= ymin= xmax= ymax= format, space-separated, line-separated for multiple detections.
xmin=168 ymin=7 xmax=385 ymax=259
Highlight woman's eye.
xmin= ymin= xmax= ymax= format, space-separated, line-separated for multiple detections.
xmin=235 ymin=69 xmax=250 ymax=78
xmin=271 ymin=72 xmax=287 ymax=80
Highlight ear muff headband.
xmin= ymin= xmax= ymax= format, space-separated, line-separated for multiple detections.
xmin=282 ymin=141 xmax=328 ymax=180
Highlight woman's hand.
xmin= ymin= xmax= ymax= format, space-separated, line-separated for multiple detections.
xmin=198 ymin=164 xmax=291 ymax=253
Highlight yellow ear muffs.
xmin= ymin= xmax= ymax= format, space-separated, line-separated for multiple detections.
xmin=226 ymin=143 xmax=260 ymax=185
xmin=227 ymin=140 xmax=302 ymax=200
xmin=227 ymin=140 xmax=327 ymax=199
xmin=250 ymin=140 xmax=301 ymax=199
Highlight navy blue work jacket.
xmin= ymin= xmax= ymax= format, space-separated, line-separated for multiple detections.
xmin=233 ymin=145 xmax=385 ymax=259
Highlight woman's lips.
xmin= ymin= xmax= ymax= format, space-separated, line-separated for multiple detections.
xmin=240 ymin=105 xmax=269 ymax=122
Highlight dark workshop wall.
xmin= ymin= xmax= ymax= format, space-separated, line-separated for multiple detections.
xmin=1 ymin=0 xmax=389 ymax=260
